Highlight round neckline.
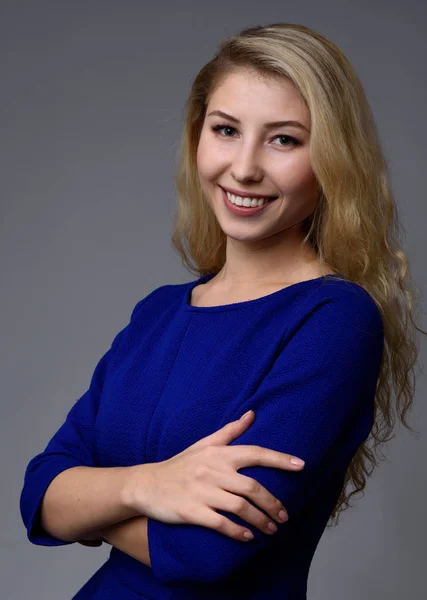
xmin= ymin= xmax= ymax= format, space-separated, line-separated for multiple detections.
xmin=182 ymin=272 xmax=344 ymax=312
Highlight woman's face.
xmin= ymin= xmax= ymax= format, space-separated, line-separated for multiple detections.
xmin=196 ymin=70 xmax=319 ymax=243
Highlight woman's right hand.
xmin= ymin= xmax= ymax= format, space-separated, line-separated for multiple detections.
xmin=125 ymin=410 xmax=305 ymax=542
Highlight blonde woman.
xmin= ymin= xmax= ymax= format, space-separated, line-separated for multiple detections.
xmin=20 ymin=23 xmax=424 ymax=599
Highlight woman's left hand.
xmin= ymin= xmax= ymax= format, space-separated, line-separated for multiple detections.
xmin=77 ymin=531 xmax=105 ymax=547
xmin=78 ymin=538 xmax=103 ymax=546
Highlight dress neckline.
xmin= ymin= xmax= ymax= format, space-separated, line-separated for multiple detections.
xmin=182 ymin=272 xmax=344 ymax=313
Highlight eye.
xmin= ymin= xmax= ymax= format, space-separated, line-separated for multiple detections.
xmin=212 ymin=124 xmax=236 ymax=137
xmin=211 ymin=124 xmax=300 ymax=148
xmin=273 ymin=134 xmax=300 ymax=148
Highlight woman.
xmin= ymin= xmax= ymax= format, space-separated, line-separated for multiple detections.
xmin=20 ymin=22 xmax=424 ymax=599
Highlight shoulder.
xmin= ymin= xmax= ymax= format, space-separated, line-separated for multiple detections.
xmin=280 ymin=278 xmax=385 ymax=384
xmin=303 ymin=276 xmax=384 ymax=341
xmin=130 ymin=284 xmax=171 ymax=320
xmin=130 ymin=281 xmax=187 ymax=321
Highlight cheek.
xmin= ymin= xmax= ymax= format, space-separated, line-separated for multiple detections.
xmin=279 ymin=154 xmax=317 ymax=192
xmin=196 ymin=139 xmax=204 ymax=172
xmin=197 ymin=136 xmax=224 ymax=181
xmin=196 ymin=135 xmax=210 ymax=175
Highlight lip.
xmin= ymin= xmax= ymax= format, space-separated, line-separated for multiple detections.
xmin=221 ymin=187 xmax=275 ymax=216
xmin=220 ymin=185 xmax=277 ymax=199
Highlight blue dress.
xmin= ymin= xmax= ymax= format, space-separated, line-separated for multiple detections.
xmin=20 ymin=273 xmax=384 ymax=599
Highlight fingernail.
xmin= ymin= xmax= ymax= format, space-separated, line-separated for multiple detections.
xmin=290 ymin=457 xmax=305 ymax=466
xmin=240 ymin=410 xmax=253 ymax=420
xmin=268 ymin=522 xmax=278 ymax=533
xmin=278 ymin=510 xmax=288 ymax=522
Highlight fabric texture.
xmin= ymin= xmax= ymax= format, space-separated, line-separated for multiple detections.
xmin=20 ymin=272 xmax=384 ymax=599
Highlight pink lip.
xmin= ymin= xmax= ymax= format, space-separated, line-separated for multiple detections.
xmin=221 ymin=185 xmax=277 ymax=199
xmin=221 ymin=187 xmax=275 ymax=216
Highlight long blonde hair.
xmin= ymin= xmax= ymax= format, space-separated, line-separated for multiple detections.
xmin=171 ymin=23 xmax=426 ymax=525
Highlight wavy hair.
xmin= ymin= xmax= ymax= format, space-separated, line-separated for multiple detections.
xmin=170 ymin=22 xmax=426 ymax=526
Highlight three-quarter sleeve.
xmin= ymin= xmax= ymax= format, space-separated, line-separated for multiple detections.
xmin=19 ymin=292 xmax=158 ymax=546
xmin=147 ymin=291 xmax=384 ymax=584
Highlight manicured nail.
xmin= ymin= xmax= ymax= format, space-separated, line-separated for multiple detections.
xmin=290 ymin=457 xmax=305 ymax=466
xmin=240 ymin=410 xmax=253 ymax=420
xmin=278 ymin=510 xmax=288 ymax=522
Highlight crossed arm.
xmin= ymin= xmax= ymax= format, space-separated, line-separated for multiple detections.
xmin=25 ymin=292 xmax=384 ymax=582
xmin=81 ymin=515 xmax=152 ymax=567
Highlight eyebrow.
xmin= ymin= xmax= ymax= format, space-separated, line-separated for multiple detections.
xmin=207 ymin=110 xmax=310 ymax=133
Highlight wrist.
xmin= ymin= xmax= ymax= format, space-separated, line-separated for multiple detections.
xmin=121 ymin=464 xmax=151 ymax=516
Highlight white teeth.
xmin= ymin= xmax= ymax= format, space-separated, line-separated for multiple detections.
xmin=225 ymin=190 xmax=268 ymax=207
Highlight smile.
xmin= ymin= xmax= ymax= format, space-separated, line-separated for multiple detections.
xmin=221 ymin=187 xmax=278 ymax=216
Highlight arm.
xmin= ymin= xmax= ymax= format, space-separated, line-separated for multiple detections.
xmin=100 ymin=516 xmax=151 ymax=567
xmin=76 ymin=468 xmax=152 ymax=566
xmin=144 ymin=290 xmax=384 ymax=585
xmin=20 ymin=290 xmax=161 ymax=546
xmin=39 ymin=465 xmax=140 ymax=542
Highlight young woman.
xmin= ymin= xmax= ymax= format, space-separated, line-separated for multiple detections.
xmin=20 ymin=22 xmax=424 ymax=599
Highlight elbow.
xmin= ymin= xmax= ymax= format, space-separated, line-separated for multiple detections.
xmin=147 ymin=518 xmax=251 ymax=586
xmin=155 ymin=566 xmax=230 ymax=587
xmin=151 ymin=550 xmax=239 ymax=586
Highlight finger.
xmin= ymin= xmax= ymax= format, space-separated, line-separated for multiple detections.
xmin=80 ymin=540 xmax=102 ymax=546
xmin=204 ymin=469 xmax=288 ymax=529
xmin=78 ymin=540 xmax=103 ymax=547
xmin=193 ymin=411 xmax=255 ymax=449
xmin=227 ymin=445 xmax=305 ymax=471
xmin=190 ymin=505 xmax=256 ymax=543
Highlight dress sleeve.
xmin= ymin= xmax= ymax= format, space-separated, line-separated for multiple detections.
xmin=19 ymin=291 xmax=160 ymax=546
xmin=147 ymin=290 xmax=385 ymax=585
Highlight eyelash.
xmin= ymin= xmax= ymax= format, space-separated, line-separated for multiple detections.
xmin=211 ymin=124 xmax=301 ymax=148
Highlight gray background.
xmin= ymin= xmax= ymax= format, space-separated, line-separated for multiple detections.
xmin=2 ymin=1 xmax=426 ymax=598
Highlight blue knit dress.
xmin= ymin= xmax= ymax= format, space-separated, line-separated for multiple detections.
xmin=20 ymin=273 xmax=384 ymax=599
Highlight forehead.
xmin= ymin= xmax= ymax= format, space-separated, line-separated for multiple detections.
xmin=207 ymin=69 xmax=309 ymax=123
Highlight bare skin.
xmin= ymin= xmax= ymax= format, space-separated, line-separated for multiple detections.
xmin=190 ymin=267 xmax=336 ymax=308
xmin=196 ymin=68 xmax=334 ymax=294
xmin=123 ymin=409 xmax=304 ymax=543
xmin=77 ymin=410 xmax=305 ymax=547
xmin=76 ymin=70 xmax=330 ymax=550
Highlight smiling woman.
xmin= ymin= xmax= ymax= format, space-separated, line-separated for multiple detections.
xmin=20 ymin=21 xmax=424 ymax=600
xmin=196 ymin=70 xmax=318 ymax=249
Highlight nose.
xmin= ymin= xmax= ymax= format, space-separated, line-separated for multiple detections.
xmin=230 ymin=144 xmax=263 ymax=185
